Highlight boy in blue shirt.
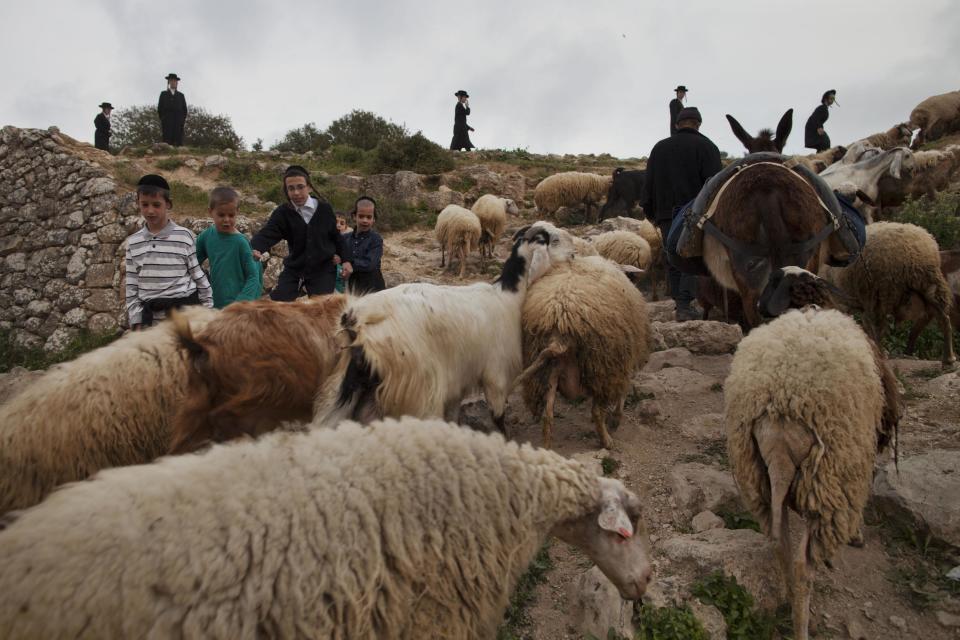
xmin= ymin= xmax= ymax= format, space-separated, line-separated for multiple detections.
xmin=344 ymin=196 xmax=385 ymax=294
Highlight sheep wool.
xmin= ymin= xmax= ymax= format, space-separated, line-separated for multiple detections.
xmin=593 ymin=230 xmax=653 ymax=271
xmin=909 ymin=90 xmax=960 ymax=144
xmin=534 ymin=172 xmax=612 ymax=217
xmin=0 ymin=306 xmax=218 ymax=515
xmin=435 ymin=204 xmax=482 ymax=277
xmin=571 ymin=235 xmax=599 ymax=257
xmin=0 ymin=418 xmax=612 ymax=640
xmin=725 ymin=308 xmax=884 ymax=564
xmin=471 ymin=194 xmax=517 ymax=257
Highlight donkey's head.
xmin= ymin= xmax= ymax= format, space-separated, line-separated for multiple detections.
xmin=726 ymin=109 xmax=793 ymax=154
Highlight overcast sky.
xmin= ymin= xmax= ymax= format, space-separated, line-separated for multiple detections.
xmin=2 ymin=0 xmax=957 ymax=159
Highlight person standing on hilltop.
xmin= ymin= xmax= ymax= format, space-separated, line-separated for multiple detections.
xmin=158 ymin=73 xmax=188 ymax=146
xmin=805 ymin=89 xmax=836 ymax=152
xmin=94 ymin=102 xmax=112 ymax=151
xmin=450 ymin=90 xmax=475 ymax=151
xmin=669 ymin=85 xmax=687 ymax=135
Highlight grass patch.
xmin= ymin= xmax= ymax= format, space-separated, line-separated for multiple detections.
xmin=496 ymin=544 xmax=553 ymax=639
xmin=716 ymin=509 xmax=761 ymax=532
xmin=169 ymin=181 xmax=210 ymax=218
xmin=447 ymin=175 xmax=477 ymax=193
xmin=0 ymin=328 xmax=120 ymax=373
xmin=880 ymin=319 xmax=959 ymax=363
xmin=691 ymin=571 xmax=785 ymax=640
xmin=624 ymin=388 xmax=655 ymax=408
xmin=155 ymin=157 xmax=185 ymax=171
xmin=676 ymin=440 xmax=729 ymax=469
xmin=601 ymin=456 xmax=620 ymax=476
xmin=634 ymin=603 xmax=708 ymax=640
xmin=911 ymin=366 xmax=944 ymax=380
xmin=709 ymin=382 xmax=723 ymax=393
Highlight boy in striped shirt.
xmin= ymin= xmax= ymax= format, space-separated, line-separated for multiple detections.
xmin=124 ymin=174 xmax=213 ymax=329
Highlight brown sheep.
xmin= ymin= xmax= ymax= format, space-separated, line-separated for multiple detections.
xmin=910 ymin=90 xmax=960 ymax=147
xmin=169 ymin=294 xmax=348 ymax=454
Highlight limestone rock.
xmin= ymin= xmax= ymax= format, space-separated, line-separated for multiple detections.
xmin=651 ymin=320 xmax=742 ymax=354
xmin=689 ymin=599 xmax=727 ymax=640
xmin=43 ymin=326 xmax=78 ymax=352
xmin=568 ymin=566 xmax=637 ymax=640
xmin=5 ymin=252 xmax=27 ymax=272
xmin=80 ymin=177 xmax=115 ymax=198
xmin=84 ymin=263 xmax=117 ymax=288
xmin=84 ymin=289 xmax=117 ymax=313
xmin=692 ymin=510 xmax=725 ymax=533
xmin=935 ymin=610 xmax=960 ymax=628
xmin=680 ymin=413 xmax=725 ymax=442
xmin=670 ymin=463 xmax=742 ymax=520
xmin=643 ymin=347 xmax=694 ymax=372
xmin=424 ymin=185 xmax=464 ymax=211
xmin=87 ymin=312 xmax=119 ymax=333
xmin=204 ymin=155 xmax=228 ymax=168
xmin=63 ymin=307 xmax=87 ymax=327
xmin=646 ymin=299 xmax=676 ymax=323
xmin=65 ymin=248 xmax=87 ymax=283
xmin=872 ymin=450 xmax=960 ymax=547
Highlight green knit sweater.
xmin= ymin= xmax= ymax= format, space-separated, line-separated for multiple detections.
xmin=196 ymin=228 xmax=263 ymax=308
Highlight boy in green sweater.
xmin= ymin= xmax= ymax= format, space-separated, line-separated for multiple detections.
xmin=196 ymin=187 xmax=262 ymax=308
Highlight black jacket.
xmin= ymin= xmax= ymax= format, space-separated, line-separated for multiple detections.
xmin=251 ymin=199 xmax=351 ymax=276
xmin=451 ymin=102 xmax=474 ymax=150
xmin=669 ymin=98 xmax=684 ymax=134
xmin=641 ymin=128 xmax=723 ymax=223
xmin=804 ymin=104 xmax=830 ymax=150
xmin=158 ymin=90 xmax=188 ymax=145
xmin=94 ymin=113 xmax=111 ymax=151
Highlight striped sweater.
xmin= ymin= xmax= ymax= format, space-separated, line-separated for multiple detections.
xmin=124 ymin=220 xmax=213 ymax=325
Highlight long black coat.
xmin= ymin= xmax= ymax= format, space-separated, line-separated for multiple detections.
xmin=669 ymin=98 xmax=684 ymax=134
xmin=94 ymin=113 xmax=111 ymax=151
xmin=250 ymin=200 xmax=351 ymax=278
xmin=804 ymin=104 xmax=830 ymax=151
xmin=450 ymin=102 xmax=474 ymax=150
xmin=158 ymin=90 xmax=188 ymax=146
xmin=641 ymin=128 xmax=723 ymax=223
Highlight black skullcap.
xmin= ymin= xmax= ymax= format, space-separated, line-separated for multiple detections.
xmin=137 ymin=174 xmax=170 ymax=190
xmin=676 ymin=107 xmax=702 ymax=124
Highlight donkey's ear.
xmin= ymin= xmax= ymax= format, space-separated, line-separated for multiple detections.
xmin=774 ymin=109 xmax=793 ymax=152
xmin=726 ymin=114 xmax=754 ymax=152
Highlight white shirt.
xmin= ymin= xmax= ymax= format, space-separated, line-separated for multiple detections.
xmin=298 ymin=196 xmax=318 ymax=224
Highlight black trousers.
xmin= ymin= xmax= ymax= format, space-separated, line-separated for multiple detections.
xmin=270 ymin=268 xmax=336 ymax=301
xmin=657 ymin=219 xmax=697 ymax=308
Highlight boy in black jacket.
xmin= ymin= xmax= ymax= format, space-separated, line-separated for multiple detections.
xmin=251 ymin=165 xmax=352 ymax=300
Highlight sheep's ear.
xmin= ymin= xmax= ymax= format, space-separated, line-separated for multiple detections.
xmin=598 ymin=500 xmax=634 ymax=539
xmin=889 ymin=150 xmax=904 ymax=179
xmin=616 ymin=264 xmax=644 ymax=274
xmin=726 ymin=114 xmax=754 ymax=152
xmin=774 ymin=109 xmax=793 ymax=152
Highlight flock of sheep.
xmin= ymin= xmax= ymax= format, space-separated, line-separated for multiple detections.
xmin=0 ymin=90 xmax=958 ymax=639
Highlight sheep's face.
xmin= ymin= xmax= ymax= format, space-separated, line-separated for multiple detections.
xmin=552 ymin=478 xmax=652 ymax=600
xmin=758 ymin=266 xmax=835 ymax=317
xmin=498 ymin=222 xmax=575 ymax=291
xmin=505 ymin=199 xmax=520 ymax=216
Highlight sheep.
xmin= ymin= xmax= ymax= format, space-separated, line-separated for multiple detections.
xmin=516 ymin=256 xmax=651 ymax=449
xmin=893 ymin=145 xmax=960 ymax=201
xmin=784 ymin=145 xmax=847 ymax=173
xmin=909 ymin=90 xmax=960 ymax=147
xmin=821 ymin=221 xmax=955 ymax=367
xmin=592 ymin=230 xmax=653 ymax=274
xmin=0 ymin=417 xmax=653 ymax=640
xmin=435 ymin=204 xmax=482 ymax=278
xmin=0 ymin=306 xmax=218 ymax=515
xmin=471 ymin=193 xmax=519 ymax=259
xmin=727 ymin=267 xmax=901 ymax=640
xmin=571 ymin=235 xmax=599 ymax=256
xmin=318 ymin=222 xmax=576 ymax=434
xmin=534 ymin=171 xmax=613 ymax=222
xmin=168 ymin=294 xmax=348 ymax=454
xmin=858 ymin=123 xmax=913 ymax=150
xmin=598 ymin=216 xmax=664 ymax=300
xmin=598 ymin=167 xmax=646 ymax=219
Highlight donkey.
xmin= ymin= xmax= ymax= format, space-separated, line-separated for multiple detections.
xmin=700 ymin=109 xmax=850 ymax=327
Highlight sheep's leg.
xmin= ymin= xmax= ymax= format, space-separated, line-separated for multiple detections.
xmin=591 ymin=402 xmax=613 ymax=449
xmin=440 ymin=243 xmax=446 ymax=268
xmin=607 ymin=395 xmax=626 ymax=432
xmin=483 ymin=378 xmax=509 ymax=438
xmin=542 ymin=365 xmax=560 ymax=448
xmin=458 ymin=243 xmax=468 ymax=279
xmin=511 ymin=339 xmax=567 ymax=391
xmin=792 ymin=525 xmax=814 ymax=640
xmin=936 ymin=308 xmax=957 ymax=366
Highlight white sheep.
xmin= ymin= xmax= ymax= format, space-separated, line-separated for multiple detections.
xmin=317 ymin=222 xmax=576 ymax=434
xmin=571 ymin=235 xmax=599 ymax=257
xmin=0 ymin=306 xmax=218 ymax=515
xmin=784 ymin=146 xmax=847 ymax=173
xmin=435 ymin=204 xmax=482 ymax=278
xmin=910 ymin=90 xmax=960 ymax=147
xmin=471 ymin=194 xmax=519 ymax=259
xmin=534 ymin=171 xmax=613 ymax=221
xmin=727 ymin=267 xmax=901 ymax=640
xmin=858 ymin=123 xmax=913 ymax=150
xmin=0 ymin=417 xmax=653 ymax=639
xmin=592 ymin=230 xmax=653 ymax=273
xmin=821 ymin=221 xmax=955 ymax=367
xmin=517 ymin=256 xmax=651 ymax=449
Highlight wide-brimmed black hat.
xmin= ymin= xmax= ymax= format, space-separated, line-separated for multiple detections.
xmin=137 ymin=174 xmax=171 ymax=190
xmin=454 ymin=90 xmax=469 ymax=98
xmin=822 ymin=89 xmax=836 ymax=102
xmin=165 ymin=73 xmax=181 ymax=81
xmin=676 ymin=106 xmax=702 ymax=124
xmin=98 ymin=102 xmax=113 ymax=110
xmin=674 ymin=85 xmax=688 ymax=92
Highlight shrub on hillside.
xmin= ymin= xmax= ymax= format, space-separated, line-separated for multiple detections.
xmin=327 ymin=110 xmax=407 ymax=150
xmin=271 ymin=123 xmax=332 ymax=154
xmin=112 ymin=104 xmax=244 ymax=150
xmin=368 ymin=132 xmax=455 ymax=174
xmin=889 ymin=192 xmax=960 ymax=249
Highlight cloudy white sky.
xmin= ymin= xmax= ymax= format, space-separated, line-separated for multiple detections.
xmin=2 ymin=0 xmax=957 ymax=158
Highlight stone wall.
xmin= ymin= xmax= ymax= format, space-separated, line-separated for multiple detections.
xmin=0 ymin=126 xmax=138 ymax=351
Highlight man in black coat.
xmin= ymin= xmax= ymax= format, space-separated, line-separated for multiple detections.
xmin=669 ymin=85 xmax=687 ymax=135
xmin=804 ymin=89 xmax=836 ymax=152
xmin=158 ymin=73 xmax=188 ymax=146
xmin=94 ymin=102 xmax=112 ymax=151
xmin=450 ymin=89 xmax=475 ymax=151
xmin=641 ymin=106 xmax=722 ymax=320
xmin=251 ymin=165 xmax=352 ymax=301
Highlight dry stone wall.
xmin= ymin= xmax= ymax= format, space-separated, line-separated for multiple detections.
xmin=0 ymin=126 xmax=139 ymax=351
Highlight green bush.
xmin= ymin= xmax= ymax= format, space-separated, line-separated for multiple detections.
xmin=889 ymin=192 xmax=960 ymax=249
xmin=327 ymin=109 xmax=407 ymax=150
xmin=368 ymin=132 xmax=455 ymax=174
xmin=155 ymin=157 xmax=184 ymax=171
xmin=1 ymin=329 xmax=120 ymax=373
xmin=271 ymin=123 xmax=332 ymax=154
xmin=691 ymin=571 xmax=782 ymax=640
xmin=635 ymin=603 xmax=708 ymax=640
xmin=112 ymin=104 xmax=244 ymax=150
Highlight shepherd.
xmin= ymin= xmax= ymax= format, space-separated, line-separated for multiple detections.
xmin=450 ymin=89 xmax=475 ymax=151
xmin=158 ymin=73 xmax=188 ymax=146
xmin=804 ymin=89 xmax=836 ymax=152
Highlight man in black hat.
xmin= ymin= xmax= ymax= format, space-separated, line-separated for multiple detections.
xmin=804 ymin=89 xmax=836 ymax=152
xmin=158 ymin=73 xmax=188 ymax=146
xmin=669 ymin=86 xmax=688 ymax=135
xmin=94 ymin=102 xmax=113 ymax=151
xmin=642 ymin=106 xmax=722 ymax=321
xmin=450 ymin=90 xmax=475 ymax=151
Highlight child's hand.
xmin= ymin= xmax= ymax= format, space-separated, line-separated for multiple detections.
xmin=252 ymin=250 xmax=262 ymax=261
xmin=341 ymin=262 xmax=353 ymax=278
